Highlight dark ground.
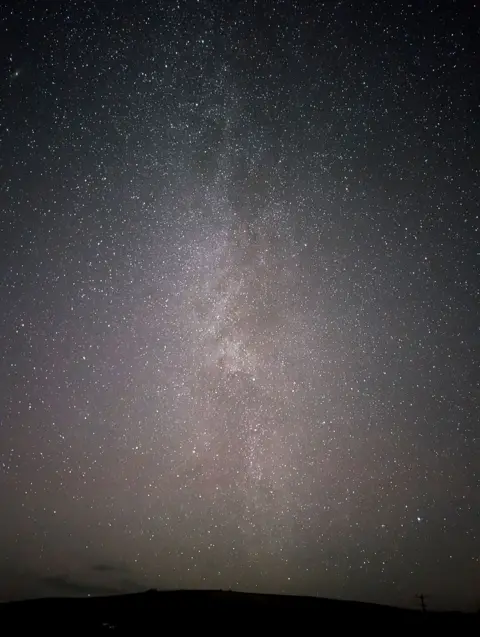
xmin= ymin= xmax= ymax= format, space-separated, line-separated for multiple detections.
xmin=0 ymin=589 xmax=478 ymax=632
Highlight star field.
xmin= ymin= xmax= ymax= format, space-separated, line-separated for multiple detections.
xmin=0 ymin=0 xmax=478 ymax=610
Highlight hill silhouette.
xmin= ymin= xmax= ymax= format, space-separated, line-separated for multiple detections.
xmin=1 ymin=589 xmax=477 ymax=632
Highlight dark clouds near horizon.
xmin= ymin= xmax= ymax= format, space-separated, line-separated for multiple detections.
xmin=0 ymin=0 xmax=478 ymax=610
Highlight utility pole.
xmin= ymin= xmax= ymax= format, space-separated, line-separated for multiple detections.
xmin=416 ymin=593 xmax=428 ymax=613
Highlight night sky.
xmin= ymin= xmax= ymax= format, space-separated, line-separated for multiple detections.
xmin=0 ymin=0 xmax=478 ymax=611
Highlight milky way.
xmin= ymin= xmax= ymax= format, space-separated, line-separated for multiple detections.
xmin=154 ymin=208 xmax=318 ymax=551
xmin=0 ymin=0 xmax=477 ymax=610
